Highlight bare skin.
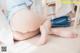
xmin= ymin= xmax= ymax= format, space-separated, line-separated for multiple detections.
xmin=39 ymin=19 xmax=77 ymax=45
xmin=9 ymin=0 xmax=78 ymax=45
xmin=10 ymin=8 xmax=45 ymax=40
xmin=10 ymin=8 xmax=77 ymax=44
xmin=38 ymin=0 xmax=77 ymax=44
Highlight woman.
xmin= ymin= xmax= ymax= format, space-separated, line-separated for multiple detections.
xmin=7 ymin=0 xmax=77 ymax=45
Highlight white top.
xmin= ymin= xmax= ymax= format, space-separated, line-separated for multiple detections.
xmin=7 ymin=0 xmax=33 ymax=19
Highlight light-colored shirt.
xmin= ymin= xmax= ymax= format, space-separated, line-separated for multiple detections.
xmin=7 ymin=0 xmax=33 ymax=19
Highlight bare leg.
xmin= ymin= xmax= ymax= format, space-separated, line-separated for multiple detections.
xmin=10 ymin=8 xmax=43 ymax=41
xmin=39 ymin=20 xmax=51 ymax=45
xmin=40 ymin=19 xmax=77 ymax=38
xmin=49 ymin=28 xmax=77 ymax=38
xmin=39 ymin=19 xmax=78 ymax=45
xmin=13 ymin=30 xmax=39 ymax=41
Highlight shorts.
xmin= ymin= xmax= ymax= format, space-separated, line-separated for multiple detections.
xmin=51 ymin=16 xmax=71 ymax=28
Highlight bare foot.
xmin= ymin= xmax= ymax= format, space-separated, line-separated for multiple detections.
xmin=59 ymin=31 xmax=77 ymax=38
xmin=55 ymin=30 xmax=78 ymax=38
xmin=38 ymin=35 xmax=48 ymax=45
xmin=51 ymin=28 xmax=78 ymax=38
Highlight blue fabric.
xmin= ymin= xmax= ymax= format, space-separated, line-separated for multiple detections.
xmin=51 ymin=16 xmax=71 ymax=28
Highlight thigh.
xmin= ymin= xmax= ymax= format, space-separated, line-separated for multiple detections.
xmin=49 ymin=27 xmax=73 ymax=35
xmin=13 ymin=29 xmax=40 ymax=40
xmin=10 ymin=8 xmax=44 ymax=33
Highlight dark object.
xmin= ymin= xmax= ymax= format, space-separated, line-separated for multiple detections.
xmin=51 ymin=16 xmax=71 ymax=28
xmin=1 ymin=46 xmax=7 ymax=52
